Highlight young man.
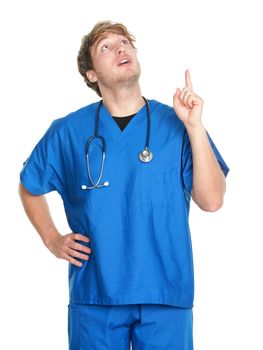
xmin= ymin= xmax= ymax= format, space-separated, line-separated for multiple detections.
xmin=19 ymin=21 xmax=230 ymax=349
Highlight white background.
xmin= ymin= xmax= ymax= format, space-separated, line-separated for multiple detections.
xmin=1 ymin=0 xmax=262 ymax=349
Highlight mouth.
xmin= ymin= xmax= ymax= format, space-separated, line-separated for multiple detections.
xmin=117 ymin=58 xmax=131 ymax=66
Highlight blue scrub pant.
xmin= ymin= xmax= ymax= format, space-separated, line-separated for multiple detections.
xmin=68 ymin=303 xmax=193 ymax=349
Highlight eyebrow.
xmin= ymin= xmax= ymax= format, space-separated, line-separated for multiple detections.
xmin=93 ymin=34 xmax=129 ymax=52
xmin=94 ymin=36 xmax=109 ymax=51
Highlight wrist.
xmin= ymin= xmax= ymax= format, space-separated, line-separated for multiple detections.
xmin=43 ymin=229 xmax=61 ymax=250
xmin=185 ymin=122 xmax=206 ymax=136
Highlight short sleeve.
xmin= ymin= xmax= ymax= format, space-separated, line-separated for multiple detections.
xmin=20 ymin=120 xmax=64 ymax=195
xmin=181 ymin=128 xmax=230 ymax=196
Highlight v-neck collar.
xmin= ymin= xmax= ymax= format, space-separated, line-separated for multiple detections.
xmin=98 ymin=101 xmax=148 ymax=142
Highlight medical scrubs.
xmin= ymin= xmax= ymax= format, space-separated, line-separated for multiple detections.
xmin=20 ymin=99 xmax=230 ymax=349
xmin=112 ymin=113 xmax=136 ymax=130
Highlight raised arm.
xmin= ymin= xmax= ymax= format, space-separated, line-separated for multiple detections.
xmin=173 ymin=69 xmax=226 ymax=211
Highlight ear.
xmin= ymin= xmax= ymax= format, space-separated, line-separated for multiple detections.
xmin=86 ymin=69 xmax=98 ymax=83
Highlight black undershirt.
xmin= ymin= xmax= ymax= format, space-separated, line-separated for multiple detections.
xmin=112 ymin=114 xmax=136 ymax=131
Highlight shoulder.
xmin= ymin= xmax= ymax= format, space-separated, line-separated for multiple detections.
xmin=38 ymin=101 xmax=99 ymax=146
xmin=49 ymin=101 xmax=99 ymax=133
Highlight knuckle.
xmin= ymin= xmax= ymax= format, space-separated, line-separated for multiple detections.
xmin=74 ymin=244 xmax=81 ymax=252
xmin=67 ymin=233 xmax=75 ymax=241
xmin=74 ymin=251 xmax=81 ymax=258
xmin=63 ymin=240 xmax=70 ymax=250
xmin=74 ymin=233 xmax=79 ymax=240
xmin=65 ymin=235 xmax=72 ymax=243
xmin=62 ymin=249 xmax=69 ymax=259
xmin=72 ymin=242 xmax=79 ymax=250
xmin=68 ymin=247 xmax=76 ymax=257
xmin=61 ymin=252 xmax=69 ymax=260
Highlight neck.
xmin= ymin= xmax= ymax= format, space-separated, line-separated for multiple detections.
xmin=100 ymin=85 xmax=145 ymax=117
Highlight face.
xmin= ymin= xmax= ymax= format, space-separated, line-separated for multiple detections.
xmin=86 ymin=33 xmax=141 ymax=91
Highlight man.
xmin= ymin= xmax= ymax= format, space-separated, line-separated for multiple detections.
xmin=19 ymin=21 xmax=230 ymax=350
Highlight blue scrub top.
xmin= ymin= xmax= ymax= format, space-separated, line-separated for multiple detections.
xmin=20 ymin=99 xmax=230 ymax=308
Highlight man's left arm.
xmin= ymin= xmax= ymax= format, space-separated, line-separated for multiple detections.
xmin=173 ymin=69 xmax=227 ymax=211
xmin=186 ymin=123 xmax=226 ymax=211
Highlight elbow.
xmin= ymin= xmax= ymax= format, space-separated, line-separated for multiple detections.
xmin=192 ymin=190 xmax=225 ymax=212
xmin=200 ymin=203 xmax=223 ymax=213
xmin=192 ymin=181 xmax=226 ymax=212
xmin=199 ymin=196 xmax=224 ymax=212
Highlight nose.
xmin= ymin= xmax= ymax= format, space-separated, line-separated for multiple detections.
xmin=116 ymin=43 xmax=125 ymax=55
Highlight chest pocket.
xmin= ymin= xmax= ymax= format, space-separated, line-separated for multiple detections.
xmin=139 ymin=164 xmax=177 ymax=207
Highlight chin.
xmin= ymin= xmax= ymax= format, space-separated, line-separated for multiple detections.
xmin=119 ymin=69 xmax=141 ymax=84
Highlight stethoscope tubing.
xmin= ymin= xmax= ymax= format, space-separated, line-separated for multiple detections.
xmin=85 ymin=135 xmax=106 ymax=189
xmin=143 ymin=96 xmax=151 ymax=153
xmin=82 ymin=97 xmax=152 ymax=190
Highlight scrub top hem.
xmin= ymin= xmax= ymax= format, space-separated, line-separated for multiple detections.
xmin=69 ymin=298 xmax=193 ymax=309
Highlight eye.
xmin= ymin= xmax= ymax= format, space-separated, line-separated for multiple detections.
xmin=121 ymin=39 xmax=129 ymax=45
xmin=101 ymin=44 xmax=110 ymax=52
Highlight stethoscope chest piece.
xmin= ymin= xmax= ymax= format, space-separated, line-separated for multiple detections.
xmin=139 ymin=147 xmax=153 ymax=163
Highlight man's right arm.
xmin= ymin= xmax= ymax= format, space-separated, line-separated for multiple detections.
xmin=18 ymin=182 xmax=91 ymax=267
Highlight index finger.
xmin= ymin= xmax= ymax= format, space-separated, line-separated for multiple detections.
xmin=73 ymin=233 xmax=90 ymax=242
xmin=185 ymin=69 xmax=193 ymax=89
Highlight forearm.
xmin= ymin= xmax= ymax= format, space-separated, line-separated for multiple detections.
xmin=18 ymin=182 xmax=60 ymax=248
xmin=185 ymin=123 xmax=226 ymax=211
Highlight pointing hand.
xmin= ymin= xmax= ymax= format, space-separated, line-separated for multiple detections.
xmin=173 ymin=69 xmax=204 ymax=128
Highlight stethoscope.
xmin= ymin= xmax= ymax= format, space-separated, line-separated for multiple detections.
xmin=81 ymin=97 xmax=153 ymax=190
